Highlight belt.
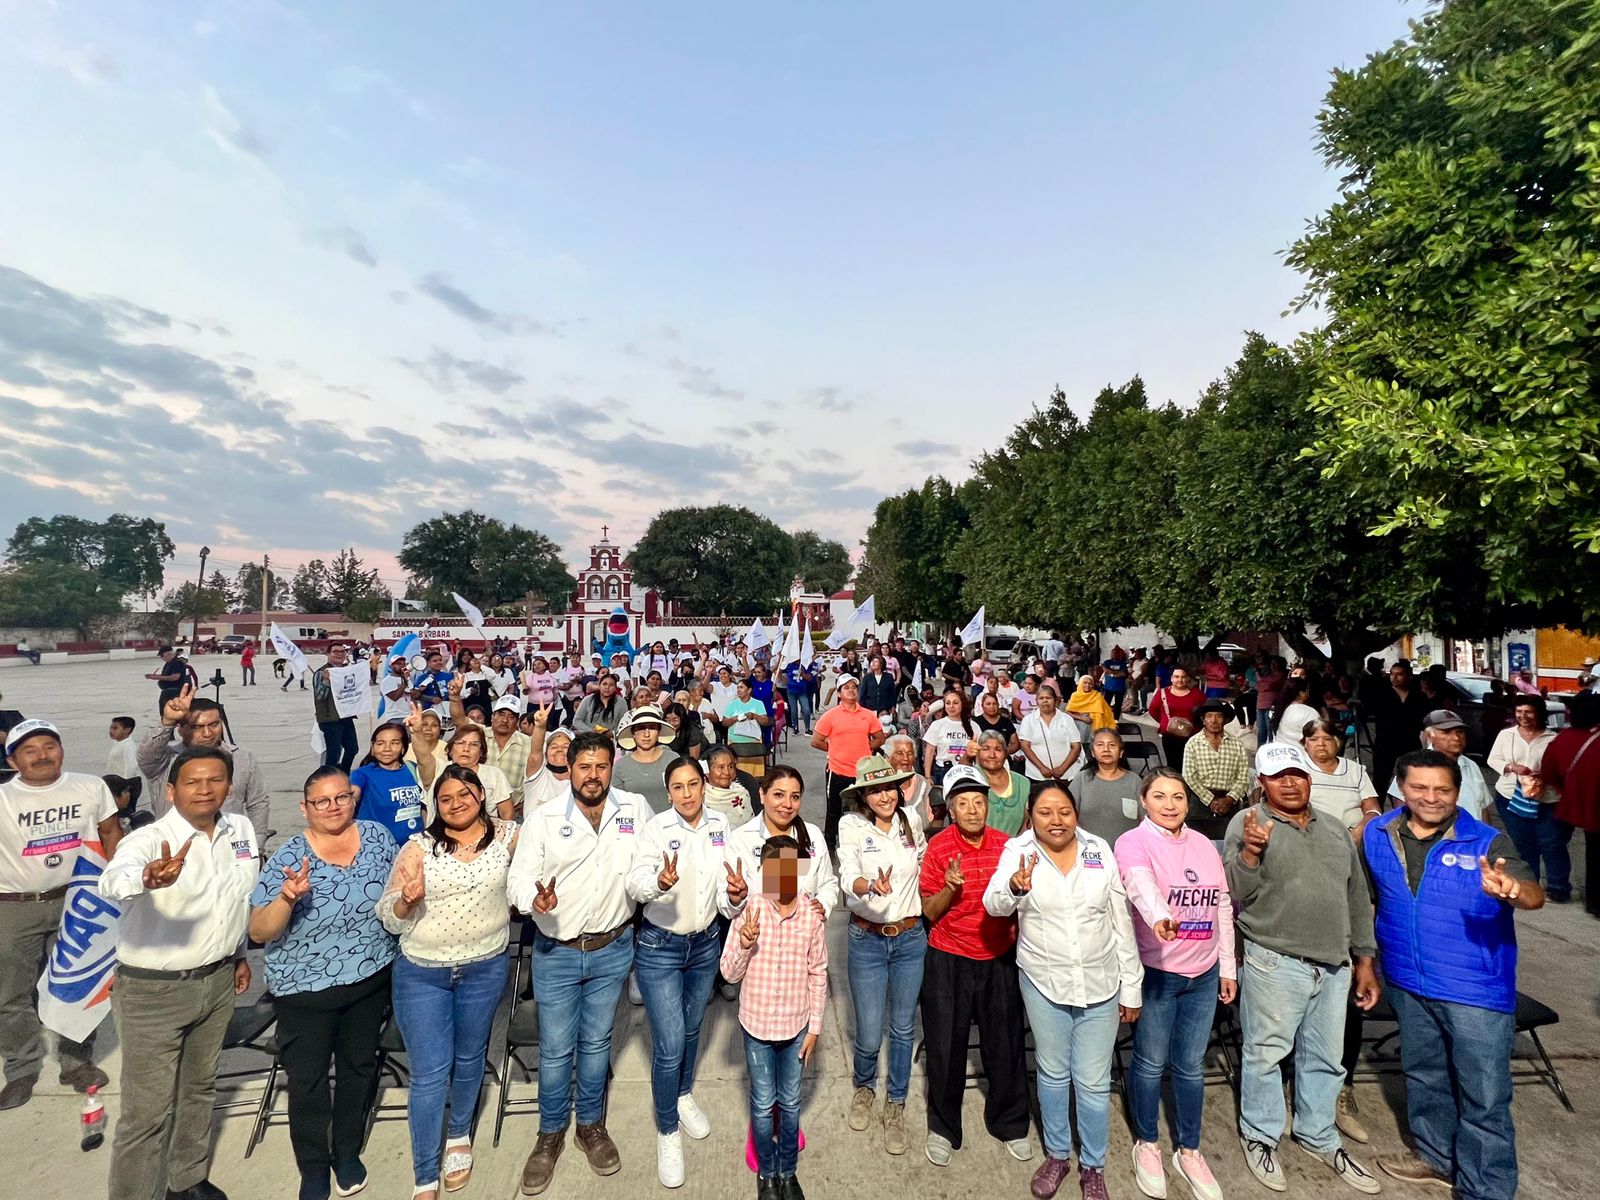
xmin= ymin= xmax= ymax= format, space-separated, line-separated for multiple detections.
xmin=851 ymin=914 xmax=921 ymax=938
xmin=117 ymin=957 xmax=234 ymax=982
xmin=554 ymin=921 xmax=629 ymax=953
xmin=0 ymin=885 xmax=69 ymax=903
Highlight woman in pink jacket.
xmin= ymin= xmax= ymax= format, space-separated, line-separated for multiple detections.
xmin=1115 ymin=768 xmax=1236 ymax=1200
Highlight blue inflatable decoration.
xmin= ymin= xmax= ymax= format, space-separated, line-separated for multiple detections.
xmin=592 ymin=606 xmax=637 ymax=665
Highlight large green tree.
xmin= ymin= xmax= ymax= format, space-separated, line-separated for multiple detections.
xmin=5 ymin=512 xmax=174 ymax=597
xmin=0 ymin=562 xmax=125 ymax=632
xmin=791 ymin=530 xmax=853 ymax=597
xmin=398 ymin=511 xmax=575 ymax=612
xmin=1287 ymin=0 xmax=1600 ymax=625
xmin=630 ymin=506 xmax=798 ymax=616
xmin=235 ymin=561 xmax=289 ymax=610
xmin=858 ymin=477 xmax=972 ymax=624
xmin=159 ymin=581 xmax=229 ymax=625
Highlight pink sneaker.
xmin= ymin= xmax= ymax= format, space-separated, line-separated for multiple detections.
xmin=1172 ymin=1149 xmax=1222 ymax=1200
xmin=744 ymin=1120 xmax=806 ymax=1173
xmin=1132 ymin=1141 xmax=1167 ymax=1198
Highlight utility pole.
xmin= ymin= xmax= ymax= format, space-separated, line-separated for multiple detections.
xmin=524 ymin=590 xmax=535 ymax=635
xmin=259 ymin=554 xmax=271 ymax=650
xmin=192 ymin=545 xmax=210 ymax=643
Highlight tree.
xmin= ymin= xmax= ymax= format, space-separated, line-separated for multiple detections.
xmin=236 ymin=562 xmax=288 ymax=610
xmin=630 ymin=506 xmax=798 ymax=616
xmin=159 ymin=581 xmax=229 ymax=625
xmin=6 ymin=512 xmax=174 ymax=597
xmin=790 ymin=530 xmax=853 ymax=597
xmin=323 ymin=548 xmax=390 ymax=619
xmin=398 ymin=511 xmax=575 ymax=611
xmin=0 ymin=562 xmax=125 ymax=633
xmin=205 ymin=570 xmax=237 ymax=611
xmin=290 ymin=561 xmax=333 ymax=613
xmin=1287 ymin=0 xmax=1600 ymax=625
xmin=858 ymin=478 xmax=972 ymax=624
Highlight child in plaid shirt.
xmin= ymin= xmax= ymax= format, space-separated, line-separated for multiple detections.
xmin=719 ymin=835 xmax=829 ymax=1200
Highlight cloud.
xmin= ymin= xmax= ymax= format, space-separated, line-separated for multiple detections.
xmin=415 ymin=272 xmax=543 ymax=335
xmin=790 ymin=468 xmax=862 ymax=492
xmin=399 ymin=348 xmax=526 ymax=395
xmin=306 ymin=225 xmax=377 ymax=268
xmin=807 ymin=385 xmax=855 ymax=413
xmin=749 ymin=420 xmax=782 ymax=437
xmin=328 ymin=64 xmax=433 ymax=121
xmin=201 ymin=85 xmax=274 ymax=173
xmin=664 ymin=355 xmax=742 ymax=401
xmin=895 ymin=439 xmax=961 ymax=457
xmin=32 ymin=42 xmax=118 ymax=87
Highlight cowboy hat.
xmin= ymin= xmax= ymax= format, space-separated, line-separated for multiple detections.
xmin=842 ymin=753 xmax=914 ymax=796
xmin=616 ymin=704 xmax=677 ymax=751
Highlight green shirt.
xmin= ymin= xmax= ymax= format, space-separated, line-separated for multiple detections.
xmin=986 ymin=770 xmax=1030 ymax=837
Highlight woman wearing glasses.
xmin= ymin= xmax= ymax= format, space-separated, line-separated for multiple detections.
xmin=247 ymin=766 xmax=399 ymax=1200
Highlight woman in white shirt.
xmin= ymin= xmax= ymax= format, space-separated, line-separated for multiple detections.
xmin=837 ymin=754 xmax=927 ymax=1157
xmin=1018 ymin=685 xmax=1080 ymax=784
xmin=1301 ymin=719 xmax=1381 ymax=832
xmin=921 ymin=689 xmax=977 ymax=788
xmin=378 ymin=765 xmax=519 ymax=1200
xmin=1488 ymin=694 xmax=1571 ymax=899
xmin=414 ymin=726 xmax=513 ymax=822
xmin=983 ymin=781 xmax=1142 ymax=1200
xmin=625 ymin=757 xmax=730 ymax=1187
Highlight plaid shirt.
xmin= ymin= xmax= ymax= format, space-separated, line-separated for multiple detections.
xmin=719 ymin=894 xmax=829 ymax=1040
xmin=1182 ymin=732 xmax=1250 ymax=803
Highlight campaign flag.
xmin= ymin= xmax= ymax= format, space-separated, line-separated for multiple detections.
xmin=746 ymin=617 xmax=769 ymax=652
xmin=329 ymin=660 xmax=373 ymax=718
xmin=911 ymin=659 xmax=924 ymax=692
xmin=270 ymin=623 xmax=310 ymax=679
xmin=452 ymin=592 xmax=487 ymax=641
xmin=377 ymin=632 xmax=419 ymax=719
xmin=958 ymin=606 xmax=986 ymax=647
xmin=825 ymin=594 xmax=876 ymax=649
xmin=799 ymin=620 xmax=815 ymax=666
xmin=38 ymin=848 xmax=121 ymax=1043
xmin=777 ymin=608 xmax=802 ymax=668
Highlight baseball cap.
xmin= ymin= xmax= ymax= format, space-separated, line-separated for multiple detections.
xmin=1255 ymin=742 xmax=1314 ymax=778
xmin=492 ymin=695 xmax=524 ymax=716
xmin=941 ymin=764 xmax=988 ymax=799
xmin=1422 ymin=709 xmax=1467 ymax=731
xmin=5 ymin=719 xmax=61 ymax=758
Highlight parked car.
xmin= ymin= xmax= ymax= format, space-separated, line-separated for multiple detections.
xmin=217 ymin=635 xmax=252 ymax=654
xmin=1443 ymin=671 xmax=1567 ymax=760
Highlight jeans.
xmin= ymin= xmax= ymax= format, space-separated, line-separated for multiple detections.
xmin=1494 ymin=796 xmax=1574 ymax=898
xmin=319 ymin=718 xmax=359 ymax=773
xmin=1237 ymin=941 xmax=1348 ymax=1152
xmin=1130 ymin=962 xmax=1219 ymax=1149
xmin=241 ymin=664 xmax=255 ymax=685
xmin=634 ymin=921 xmax=720 ymax=1133
xmin=1018 ymin=974 xmax=1119 ymax=1167
xmin=744 ymin=1029 xmax=804 ymax=1177
xmin=790 ymin=690 xmax=814 ymax=732
xmin=1255 ymin=709 xmax=1273 ymax=746
xmin=391 ymin=952 xmax=509 ymax=1186
xmin=1388 ymin=986 xmax=1516 ymax=1200
xmin=1104 ymin=687 xmax=1126 ymax=718
xmin=845 ymin=920 xmax=926 ymax=1102
xmin=531 ymin=926 xmax=633 ymax=1131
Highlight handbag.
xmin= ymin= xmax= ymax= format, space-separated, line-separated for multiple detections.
xmin=1157 ymin=688 xmax=1196 ymax=739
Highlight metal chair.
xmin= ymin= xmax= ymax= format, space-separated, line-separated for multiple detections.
xmin=1123 ymin=739 xmax=1161 ymax=772
xmin=1116 ymin=721 xmax=1144 ymax=739
xmin=493 ymin=946 xmax=541 ymax=1145
xmin=211 ymin=996 xmax=281 ymax=1158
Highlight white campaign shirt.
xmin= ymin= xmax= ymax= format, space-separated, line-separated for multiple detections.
xmin=718 ymin=816 xmax=840 ymax=920
xmin=983 ymin=829 xmax=1143 ymax=1008
xmin=508 ymin=787 xmax=650 ymax=940
xmin=922 ymin=717 xmax=974 ymax=768
xmin=0 ymin=773 xmax=119 ymax=893
xmin=1018 ymin=710 xmax=1080 ymax=781
xmin=522 ymin=763 xmax=571 ymax=812
xmin=838 ymin=807 xmax=928 ymax=923
xmin=625 ymin=807 xmax=733 ymax=934
xmin=99 ymin=808 xmax=260 ymax=970
xmin=710 ymin=681 xmax=738 ymax=716
xmin=379 ymin=674 xmax=415 ymax=720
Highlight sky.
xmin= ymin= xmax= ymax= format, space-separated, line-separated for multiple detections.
xmin=0 ymin=0 xmax=1418 ymax=594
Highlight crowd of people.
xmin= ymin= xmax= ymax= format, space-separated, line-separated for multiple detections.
xmin=0 ymin=627 xmax=1592 ymax=1200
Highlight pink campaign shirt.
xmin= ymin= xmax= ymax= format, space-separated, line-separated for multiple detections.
xmin=1114 ymin=818 xmax=1236 ymax=980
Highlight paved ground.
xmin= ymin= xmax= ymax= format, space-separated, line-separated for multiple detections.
xmin=0 ymin=657 xmax=1595 ymax=1199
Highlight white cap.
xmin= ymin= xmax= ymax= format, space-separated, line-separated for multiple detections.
xmin=1255 ymin=741 xmax=1314 ymax=778
xmin=4 ymin=719 xmax=61 ymax=758
xmin=492 ymin=695 xmax=524 ymax=715
xmin=941 ymin=764 xmax=989 ymax=799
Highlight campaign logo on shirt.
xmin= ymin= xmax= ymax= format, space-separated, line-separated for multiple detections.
xmin=710 ymin=831 xmax=726 ymax=847
xmin=1176 ymin=919 xmax=1215 ymax=941
xmin=863 ymin=836 xmax=876 ymax=851
xmin=617 ymin=817 xmax=635 ymax=835
xmin=1184 ymin=867 xmax=1199 ymax=883
xmin=23 ymin=832 xmax=81 ymax=858
xmin=668 ymin=838 xmax=682 ymax=851
xmin=559 ymin=824 xmax=575 ymax=839
xmin=1082 ymin=849 xmax=1104 ymax=869
xmin=232 ymin=839 xmax=254 ymax=860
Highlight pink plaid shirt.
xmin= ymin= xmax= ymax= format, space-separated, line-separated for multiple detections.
xmin=719 ymin=894 xmax=829 ymax=1040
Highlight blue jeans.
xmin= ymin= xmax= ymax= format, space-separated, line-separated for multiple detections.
xmin=1237 ymin=941 xmax=1348 ymax=1152
xmin=531 ymin=927 xmax=633 ymax=1131
xmin=390 ymin=952 xmax=509 ymax=1186
xmin=1388 ymin=986 xmax=1516 ymax=1200
xmin=1130 ymin=962 xmax=1219 ymax=1149
xmin=744 ymin=1029 xmax=804 ymax=1177
xmin=634 ymin=921 xmax=721 ymax=1133
xmin=790 ymin=690 xmax=813 ymax=732
xmin=1018 ymin=974 xmax=1119 ymax=1168
xmin=1255 ymin=709 xmax=1273 ymax=745
xmin=845 ymin=920 xmax=926 ymax=1102
xmin=318 ymin=718 xmax=358 ymax=772
xmin=1494 ymin=796 xmax=1574 ymax=898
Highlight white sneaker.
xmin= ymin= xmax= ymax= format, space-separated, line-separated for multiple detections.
xmin=628 ymin=972 xmax=643 ymax=1005
xmin=657 ymin=1130 xmax=684 ymax=1189
xmin=1132 ymin=1141 xmax=1167 ymax=1198
xmin=1293 ymin=1142 xmax=1381 ymax=1195
xmin=1172 ymin=1149 xmax=1223 ymax=1200
xmin=1239 ymin=1135 xmax=1286 ymax=1193
xmin=1004 ymin=1137 xmax=1034 ymax=1162
xmin=676 ymin=1093 xmax=711 ymax=1140
xmin=926 ymin=1132 xmax=953 ymax=1166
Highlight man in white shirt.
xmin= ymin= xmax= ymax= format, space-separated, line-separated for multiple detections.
xmin=508 ymin=732 xmax=647 ymax=1196
xmin=0 ymin=720 xmax=122 ymax=1109
xmin=99 ymin=745 xmax=258 ymax=1200
xmin=378 ymin=654 xmax=415 ymax=722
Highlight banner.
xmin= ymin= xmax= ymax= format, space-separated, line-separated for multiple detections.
xmin=452 ymin=592 xmax=487 ymax=640
xmin=270 ymin=623 xmax=310 ymax=678
xmin=329 ymin=660 xmax=373 ymax=718
xmin=958 ymin=606 xmax=986 ymax=647
xmin=38 ymin=850 xmax=121 ymax=1043
xmin=911 ymin=660 xmax=924 ymax=692
xmin=746 ymin=617 xmax=769 ymax=652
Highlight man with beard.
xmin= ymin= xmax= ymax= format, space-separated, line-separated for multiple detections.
xmin=136 ymin=686 xmax=270 ymax=853
xmin=509 ymin=732 xmax=650 ymax=1196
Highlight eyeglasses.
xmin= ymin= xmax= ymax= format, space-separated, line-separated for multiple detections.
xmin=305 ymin=791 xmax=357 ymax=811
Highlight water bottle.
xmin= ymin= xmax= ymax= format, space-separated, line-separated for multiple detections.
xmin=80 ymin=1085 xmax=106 ymax=1151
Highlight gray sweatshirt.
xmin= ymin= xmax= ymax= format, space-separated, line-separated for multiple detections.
xmin=1223 ymin=801 xmax=1376 ymax=966
xmin=136 ymin=727 xmax=272 ymax=851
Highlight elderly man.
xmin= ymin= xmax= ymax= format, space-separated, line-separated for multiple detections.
xmin=0 ymin=720 xmax=122 ymax=1109
xmin=1224 ymin=743 xmax=1382 ymax=1194
xmin=1181 ymin=700 xmax=1249 ymax=840
xmin=452 ymin=691 xmax=541 ymax=782
xmin=1385 ymin=709 xmax=1497 ymax=823
xmin=1366 ymin=750 xmax=1542 ymax=1197
xmin=136 ymin=686 xmax=270 ymax=852
xmin=311 ymin=643 xmax=359 ymax=772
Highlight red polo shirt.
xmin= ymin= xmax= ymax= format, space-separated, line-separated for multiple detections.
xmin=919 ymin=824 xmax=1015 ymax=960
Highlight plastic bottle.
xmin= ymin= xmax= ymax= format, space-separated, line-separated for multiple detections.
xmin=80 ymin=1085 xmax=106 ymax=1151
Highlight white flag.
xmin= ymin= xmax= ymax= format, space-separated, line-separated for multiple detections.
xmin=958 ymin=606 xmax=986 ymax=647
xmin=746 ymin=617 xmax=769 ymax=652
xmin=777 ymin=608 xmax=802 ymax=667
xmin=452 ymin=592 xmax=486 ymax=640
xmin=37 ymin=848 xmax=121 ymax=1042
xmin=799 ymin=620 xmax=815 ymax=666
xmin=329 ymin=661 xmax=373 ymax=718
xmin=911 ymin=659 xmax=924 ymax=692
xmin=824 ymin=593 xmax=876 ymax=649
xmin=270 ymin=623 xmax=310 ymax=678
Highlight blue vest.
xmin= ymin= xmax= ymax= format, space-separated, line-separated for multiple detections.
xmin=1363 ymin=808 xmax=1517 ymax=1013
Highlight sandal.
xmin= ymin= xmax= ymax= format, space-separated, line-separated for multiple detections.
xmin=443 ymin=1139 xmax=473 ymax=1192
xmin=413 ymin=1184 xmax=439 ymax=1200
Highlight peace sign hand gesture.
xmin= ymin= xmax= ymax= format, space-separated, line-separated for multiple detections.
xmin=533 ymin=877 xmax=559 ymax=914
xmin=1009 ymin=852 xmax=1038 ymax=897
xmin=1478 ymin=856 xmax=1522 ymax=902
xmin=162 ymin=684 xmax=195 ymax=727
xmin=534 ymin=702 xmax=553 ymax=727
xmin=1240 ymin=809 xmax=1273 ymax=865
xmin=279 ymin=857 xmax=312 ymax=904
xmin=943 ymin=853 xmax=965 ymax=889
xmin=724 ymin=859 xmax=748 ymax=906
xmin=739 ymin=905 xmax=761 ymax=948
xmin=143 ymin=837 xmax=195 ymax=890
xmin=869 ymin=866 xmax=894 ymax=897
xmin=398 ymin=857 xmax=426 ymax=907
xmin=657 ymin=852 xmax=680 ymax=891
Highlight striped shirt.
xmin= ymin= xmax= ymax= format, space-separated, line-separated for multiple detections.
xmin=719 ymin=895 xmax=829 ymax=1040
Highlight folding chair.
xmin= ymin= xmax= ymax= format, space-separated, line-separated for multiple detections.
xmin=1116 ymin=721 xmax=1144 ymax=739
xmin=493 ymin=947 xmax=542 ymax=1145
xmin=1123 ymin=740 xmax=1161 ymax=772
xmin=211 ymin=996 xmax=281 ymax=1158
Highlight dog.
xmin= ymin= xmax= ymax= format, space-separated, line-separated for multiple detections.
xmin=272 ymin=658 xmax=288 ymax=679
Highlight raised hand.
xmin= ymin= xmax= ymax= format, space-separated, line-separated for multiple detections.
xmin=143 ymin=837 xmax=195 ymax=890
xmin=1153 ymin=917 xmax=1179 ymax=942
xmin=657 ymin=852 xmax=680 ymax=891
xmin=1009 ymin=852 xmax=1039 ymax=896
xmin=1479 ymin=855 xmax=1522 ymax=902
xmin=739 ymin=905 xmax=761 ymax=948
xmin=162 ymin=684 xmax=195 ymax=727
xmin=448 ymin=676 xmax=463 ymax=699
xmin=533 ymin=876 xmax=559 ymax=914
xmin=398 ymin=857 xmax=425 ymax=906
xmin=943 ymin=853 xmax=965 ymax=889
xmin=869 ymin=866 xmax=894 ymax=897
xmin=534 ymin=702 xmax=553 ymax=727
xmin=279 ymin=857 xmax=312 ymax=904
xmin=1240 ymin=809 xmax=1273 ymax=862
xmin=404 ymin=708 xmax=422 ymax=734
xmin=724 ymin=859 xmax=748 ymax=906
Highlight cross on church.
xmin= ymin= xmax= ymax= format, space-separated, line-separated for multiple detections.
xmin=601 ymin=524 xmax=609 ymax=539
